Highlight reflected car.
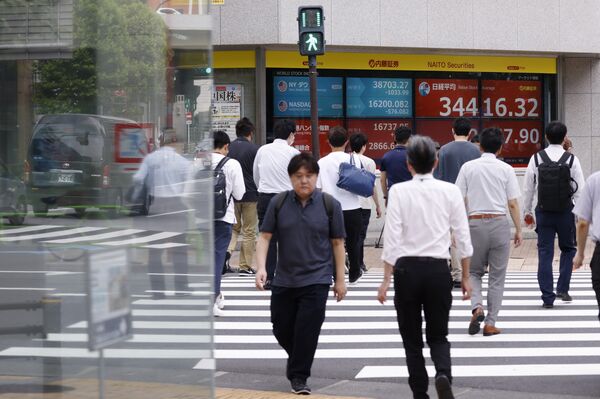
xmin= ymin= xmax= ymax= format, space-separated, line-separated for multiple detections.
xmin=0 ymin=158 xmax=27 ymax=225
xmin=25 ymin=114 xmax=151 ymax=218
xmin=156 ymin=7 xmax=182 ymax=14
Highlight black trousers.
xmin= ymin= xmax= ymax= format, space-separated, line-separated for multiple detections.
xmin=257 ymin=192 xmax=278 ymax=280
xmin=591 ymin=243 xmax=600 ymax=321
xmin=343 ymin=208 xmax=363 ymax=280
xmin=393 ymin=257 xmax=453 ymax=399
xmin=270 ymin=284 xmax=329 ymax=382
xmin=358 ymin=208 xmax=371 ymax=267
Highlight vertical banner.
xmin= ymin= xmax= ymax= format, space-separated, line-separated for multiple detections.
xmin=211 ymin=84 xmax=243 ymax=140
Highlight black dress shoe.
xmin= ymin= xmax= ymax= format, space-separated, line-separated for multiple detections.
xmin=435 ymin=374 xmax=454 ymax=399
xmin=542 ymin=303 xmax=554 ymax=309
xmin=557 ymin=292 xmax=572 ymax=302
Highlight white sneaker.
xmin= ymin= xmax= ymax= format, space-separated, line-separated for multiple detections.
xmin=216 ymin=292 xmax=225 ymax=309
xmin=213 ymin=303 xmax=225 ymax=317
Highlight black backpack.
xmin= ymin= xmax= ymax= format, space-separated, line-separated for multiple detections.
xmin=214 ymin=157 xmax=231 ymax=219
xmin=535 ymin=150 xmax=577 ymax=212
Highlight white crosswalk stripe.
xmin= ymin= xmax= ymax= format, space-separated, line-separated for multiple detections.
xmin=0 ymin=223 xmax=184 ymax=248
xmin=1 ymin=270 xmax=600 ymax=379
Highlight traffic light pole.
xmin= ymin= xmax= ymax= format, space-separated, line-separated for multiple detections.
xmin=308 ymin=55 xmax=320 ymax=159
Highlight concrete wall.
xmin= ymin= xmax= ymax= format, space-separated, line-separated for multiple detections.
xmin=210 ymin=0 xmax=600 ymax=54
xmin=563 ymin=57 xmax=600 ymax=178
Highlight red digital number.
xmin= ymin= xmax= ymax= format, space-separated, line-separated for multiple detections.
xmin=481 ymin=80 xmax=541 ymax=119
xmin=415 ymin=79 xmax=479 ymax=118
xmin=482 ymin=119 xmax=543 ymax=166
xmin=346 ymin=119 xmax=412 ymax=160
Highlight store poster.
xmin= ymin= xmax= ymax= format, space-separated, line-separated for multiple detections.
xmin=212 ymin=84 xmax=242 ymax=140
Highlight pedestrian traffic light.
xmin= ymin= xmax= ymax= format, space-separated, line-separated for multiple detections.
xmin=297 ymin=6 xmax=325 ymax=56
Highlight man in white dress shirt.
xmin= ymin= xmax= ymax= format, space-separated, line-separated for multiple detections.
xmin=377 ymin=135 xmax=472 ymax=399
xmin=455 ymin=127 xmax=523 ymax=336
xmin=133 ymin=131 xmax=191 ymax=299
xmin=573 ymin=170 xmax=600 ymax=320
xmin=212 ymin=131 xmax=245 ymax=316
xmin=317 ymin=126 xmax=364 ymax=284
xmin=253 ymin=120 xmax=300 ymax=288
xmin=522 ymin=121 xmax=585 ymax=308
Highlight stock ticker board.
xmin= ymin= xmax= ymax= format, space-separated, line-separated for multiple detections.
xmin=272 ymin=74 xmax=543 ymax=165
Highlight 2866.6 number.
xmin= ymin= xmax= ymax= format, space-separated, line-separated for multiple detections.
xmin=368 ymin=142 xmax=395 ymax=151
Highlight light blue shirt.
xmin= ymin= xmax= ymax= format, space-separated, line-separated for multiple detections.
xmin=573 ymin=171 xmax=600 ymax=242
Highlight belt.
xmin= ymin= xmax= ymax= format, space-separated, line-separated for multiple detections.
xmin=468 ymin=213 xmax=505 ymax=220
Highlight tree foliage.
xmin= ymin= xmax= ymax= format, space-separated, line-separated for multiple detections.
xmin=34 ymin=0 xmax=167 ymax=119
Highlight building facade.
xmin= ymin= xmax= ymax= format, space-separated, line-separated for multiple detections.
xmin=211 ymin=0 xmax=600 ymax=176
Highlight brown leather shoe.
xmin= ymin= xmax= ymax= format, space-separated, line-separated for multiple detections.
xmin=468 ymin=307 xmax=484 ymax=335
xmin=483 ymin=324 xmax=501 ymax=336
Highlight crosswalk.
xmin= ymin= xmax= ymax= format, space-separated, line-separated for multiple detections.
xmin=1 ymin=269 xmax=600 ymax=379
xmin=0 ymin=223 xmax=188 ymax=249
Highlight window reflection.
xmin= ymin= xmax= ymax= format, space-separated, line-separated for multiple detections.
xmin=0 ymin=0 xmax=213 ymax=397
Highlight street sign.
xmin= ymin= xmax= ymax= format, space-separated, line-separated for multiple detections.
xmin=297 ymin=6 xmax=325 ymax=56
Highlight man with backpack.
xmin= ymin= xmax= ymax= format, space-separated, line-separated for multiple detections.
xmin=255 ymin=152 xmax=346 ymax=395
xmin=523 ymin=121 xmax=585 ymax=308
xmin=225 ymin=117 xmax=260 ymax=275
xmin=212 ymin=130 xmax=245 ymax=316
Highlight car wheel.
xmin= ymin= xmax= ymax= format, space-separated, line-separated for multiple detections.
xmin=8 ymin=197 xmax=27 ymax=225
xmin=107 ymin=190 xmax=123 ymax=219
xmin=33 ymin=203 xmax=48 ymax=217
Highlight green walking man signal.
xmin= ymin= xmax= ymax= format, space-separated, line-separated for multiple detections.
xmin=297 ymin=6 xmax=325 ymax=56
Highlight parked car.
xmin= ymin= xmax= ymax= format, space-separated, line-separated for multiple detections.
xmin=25 ymin=114 xmax=151 ymax=218
xmin=0 ymin=158 xmax=27 ymax=225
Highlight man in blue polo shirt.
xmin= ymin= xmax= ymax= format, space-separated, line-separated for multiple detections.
xmin=255 ymin=152 xmax=347 ymax=395
xmin=380 ymin=126 xmax=412 ymax=200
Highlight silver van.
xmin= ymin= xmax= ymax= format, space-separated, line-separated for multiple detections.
xmin=25 ymin=114 xmax=151 ymax=218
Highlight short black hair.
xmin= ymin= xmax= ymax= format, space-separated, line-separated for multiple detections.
xmin=479 ymin=127 xmax=503 ymax=154
xmin=236 ymin=117 xmax=254 ymax=138
xmin=470 ymin=134 xmax=480 ymax=144
xmin=545 ymin=121 xmax=567 ymax=145
xmin=406 ymin=135 xmax=437 ymax=174
xmin=453 ymin=117 xmax=471 ymax=136
xmin=288 ymin=152 xmax=319 ymax=176
xmin=349 ymin=132 xmax=368 ymax=153
xmin=213 ymin=130 xmax=230 ymax=149
xmin=273 ymin=119 xmax=296 ymax=140
xmin=394 ymin=126 xmax=412 ymax=144
xmin=328 ymin=126 xmax=348 ymax=147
